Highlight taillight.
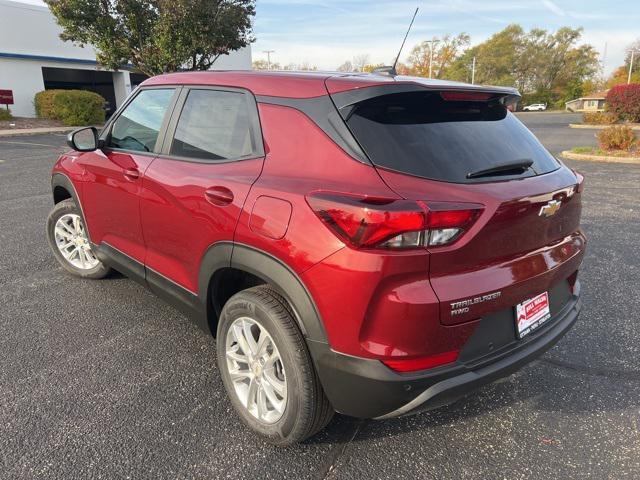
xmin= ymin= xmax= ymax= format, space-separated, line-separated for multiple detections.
xmin=382 ymin=350 xmax=459 ymax=372
xmin=306 ymin=192 xmax=482 ymax=249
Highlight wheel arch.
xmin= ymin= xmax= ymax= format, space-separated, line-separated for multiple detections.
xmin=199 ymin=242 xmax=328 ymax=344
xmin=51 ymin=173 xmax=92 ymax=242
xmin=51 ymin=173 xmax=78 ymax=204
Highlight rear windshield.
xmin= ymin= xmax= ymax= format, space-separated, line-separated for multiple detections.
xmin=344 ymin=91 xmax=559 ymax=183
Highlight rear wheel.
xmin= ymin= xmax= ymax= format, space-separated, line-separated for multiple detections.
xmin=217 ymin=286 xmax=334 ymax=444
xmin=46 ymin=199 xmax=111 ymax=279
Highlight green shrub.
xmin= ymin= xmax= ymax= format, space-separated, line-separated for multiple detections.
xmin=583 ymin=111 xmax=617 ymax=125
xmin=571 ymin=146 xmax=592 ymax=154
xmin=34 ymin=89 xmax=105 ymax=126
xmin=0 ymin=107 xmax=11 ymax=121
xmin=34 ymin=90 xmax=57 ymax=118
xmin=597 ymin=125 xmax=636 ymax=151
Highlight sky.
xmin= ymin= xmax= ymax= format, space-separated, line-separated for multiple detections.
xmin=16 ymin=0 xmax=640 ymax=75
xmin=252 ymin=0 xmax=638 ymax=75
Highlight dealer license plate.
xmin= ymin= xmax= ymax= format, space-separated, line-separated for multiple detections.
xmin=516 ymin=292 xmax=551 ymax=338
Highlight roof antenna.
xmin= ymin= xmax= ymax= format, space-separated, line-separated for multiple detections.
xmin=373 ymin=7 xmax=419 ymax=76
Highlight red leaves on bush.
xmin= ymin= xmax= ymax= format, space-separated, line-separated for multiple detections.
xmin=606 ymin=84 xmax=640 ymax=123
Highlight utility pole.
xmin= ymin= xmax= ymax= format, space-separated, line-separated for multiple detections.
xmin=263 ymin=50 xmax=275 ymax=70
xmin=471 ymin=56 xmax=476 ymax=85
xmin=601 ymin=42 xmax=608 ymax=85
xmin=628 ymin=50 xmax=637 ymax=84
xmin=426 ymin=39 xmax=439 ymax=78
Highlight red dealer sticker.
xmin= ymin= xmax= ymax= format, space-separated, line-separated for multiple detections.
xmin=516 ymin=291 xmax=551 ymax=338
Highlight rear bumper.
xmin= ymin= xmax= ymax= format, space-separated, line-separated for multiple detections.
xmin=309 ymin=293 xmax=581 ymax=419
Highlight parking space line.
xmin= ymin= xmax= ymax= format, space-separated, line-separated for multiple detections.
xmin=0 ymin=140 xmax=57 ymax=147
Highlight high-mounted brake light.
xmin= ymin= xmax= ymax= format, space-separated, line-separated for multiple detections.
xmin=306 ymin=192 xmax=482 ymax=250
xmin=440 ymin=91 xmax=495 ymax=102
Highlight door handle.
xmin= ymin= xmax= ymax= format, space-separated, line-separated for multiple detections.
xmin=204 ymin=186 xmax=234 ymax=206
xmin=123 ymin=167 xmax=140 ymax=180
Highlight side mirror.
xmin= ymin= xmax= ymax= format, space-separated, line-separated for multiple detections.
xmin=67 ymin=127 xmax=99 ymax=152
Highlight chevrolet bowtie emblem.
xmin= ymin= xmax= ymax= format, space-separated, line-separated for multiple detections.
xmin=539 ymin=199 xmax=562 ymax=217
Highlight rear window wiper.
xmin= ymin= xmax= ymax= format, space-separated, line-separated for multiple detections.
xmin=466 ymin=159 xmax=534 ymax=179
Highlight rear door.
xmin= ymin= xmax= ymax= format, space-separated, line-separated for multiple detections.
xmin=333 ymin=85 xmax=585 ymax=325
xmin=140 ymin=86 xmax=265 ymax=294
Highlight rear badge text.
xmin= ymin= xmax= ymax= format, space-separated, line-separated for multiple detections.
xmin=450 ymin=291 xmax=502 ymax=316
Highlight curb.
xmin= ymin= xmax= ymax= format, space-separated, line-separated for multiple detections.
xmin=569 ymin=123 xmax=640 ymax=131
xmin=561 ymin=150 xmax=640 ymax=164
xmin=0 ymin=126 xmax=76 ymax=137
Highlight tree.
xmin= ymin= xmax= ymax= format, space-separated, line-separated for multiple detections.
xmin=608 ymin=66 xmax=640 ymax=87
xmin=607 ymin=39 xmax=640 ymax=87
xmin=352 ymin=54 xmax=370 ymax=72
xmin=45 ymin=0 xmax=255 ymax=76
xmin=297 ymin=62 xmax=318 ymax=71
xmin=407 ymin=33 xmax=470 ymax=78
xmin=445 ymin=25 xmax=599 ymax=107
xmin=520 ymin=27 xmax=598 ymax=106
xmin=337 ymin=60 xmax=354 ymax=72
xmin=395 ymin=62 xmax=411 ymax=75
xmin=624 ymin=39 xmax=640 ymax=75
xmin=253 ymin=59 xmax=280 ymax=70
xmin=448 ymin=25 xmax=522 ymax=85
xmin=362 ymin=64 xmax=385 ymax=73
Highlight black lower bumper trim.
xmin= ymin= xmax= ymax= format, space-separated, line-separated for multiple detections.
xmin=308 ymin=295 xmax=581 ymax=419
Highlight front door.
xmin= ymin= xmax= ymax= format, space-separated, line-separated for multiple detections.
xmin=78 ymin=88 xmax=177 ymax=262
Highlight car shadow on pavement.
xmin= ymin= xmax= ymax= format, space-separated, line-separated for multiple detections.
xmin=305 ymin=358 xmax=640 ymax=445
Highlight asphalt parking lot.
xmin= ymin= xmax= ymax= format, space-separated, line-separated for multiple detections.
xmin=1 ymin=112 xmax=639 ymax=479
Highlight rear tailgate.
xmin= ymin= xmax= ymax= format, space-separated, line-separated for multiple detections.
xmin=377 ymin=167 xmax=585 ymax=325
xmin=330 ymin=80 xmax=586 ymax=325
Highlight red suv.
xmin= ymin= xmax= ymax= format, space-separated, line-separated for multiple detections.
xmin=47 ymin=71 xmax=585 ymax=444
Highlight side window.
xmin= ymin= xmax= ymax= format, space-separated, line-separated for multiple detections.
xmin=170 ymin=89 xmax=255 ymax=161
xmin=109 ymin=89 xmax=175 ymax=153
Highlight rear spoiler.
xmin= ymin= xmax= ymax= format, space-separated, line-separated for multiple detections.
xmin=328 ymin=82 xmax=521 ymax=112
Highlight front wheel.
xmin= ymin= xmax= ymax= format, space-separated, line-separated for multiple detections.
xmin=217 ymin=286 xmax=334 ymax=445
xmin=46 ymin=199 xmax=111 ymax=279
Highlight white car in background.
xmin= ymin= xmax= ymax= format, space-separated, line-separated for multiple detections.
xmin=522 ymin=103 xmax=547 ymax=111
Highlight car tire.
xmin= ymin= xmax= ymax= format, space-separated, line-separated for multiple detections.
xmin=217 ymin=285 xmax=334 ymax=445
xmin=46 ymin=199 xmax=111 ymax=279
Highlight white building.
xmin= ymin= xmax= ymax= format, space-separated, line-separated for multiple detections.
xmin=0 ymin=0 xmax=252 ymax=117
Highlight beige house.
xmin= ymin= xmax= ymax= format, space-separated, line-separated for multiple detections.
xmin=565 ymin=91 xmax=609 ymax=112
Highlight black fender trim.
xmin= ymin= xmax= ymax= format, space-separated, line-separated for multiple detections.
xmin=51 ymin=173 xmax=92 ymax=243
xmin=147 ymin=266 xmax=206 ymax=329
xmin=94 ymin=242 xmax=145 ymax=284
xmin=228 ymin=243 xmax=328 ymax=343
xmin=198 ymin=242 xmax=234 ymax=334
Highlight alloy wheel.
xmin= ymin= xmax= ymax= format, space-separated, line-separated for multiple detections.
xmin=54 ymin=213 xmax=99 ymax=270
xmin=225 ymin=317 xmax=287 ymax=424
